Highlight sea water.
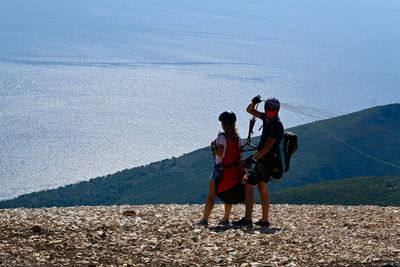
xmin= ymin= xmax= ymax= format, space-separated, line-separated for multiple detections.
xmin=1 ymin=0 xmax=399 ymax=200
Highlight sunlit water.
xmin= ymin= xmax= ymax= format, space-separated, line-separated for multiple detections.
xmin=1 ymin=0 xmax=399 ymax=199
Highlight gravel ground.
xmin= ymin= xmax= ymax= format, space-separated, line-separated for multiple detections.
xmin=0 ymin=204 xmax=399 ymax=266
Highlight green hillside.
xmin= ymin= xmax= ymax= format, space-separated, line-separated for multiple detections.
xmin=272 ymin=176 xmax=400 ymax=206
xmin=279 ymin=103 xmax=400 ymax=189
xmin=1 ymin=104 xmax=399 ymax=208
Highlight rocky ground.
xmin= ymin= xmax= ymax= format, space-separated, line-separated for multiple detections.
xmin=0 ymin=204 xmax=399 ymax=266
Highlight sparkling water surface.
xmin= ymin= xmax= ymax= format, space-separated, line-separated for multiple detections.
xmin=1 ymin=0 xmax=399 ymax=199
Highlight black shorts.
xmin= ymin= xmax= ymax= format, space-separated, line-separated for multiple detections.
xmin=246 ymin=162 xmax=271 ymax=185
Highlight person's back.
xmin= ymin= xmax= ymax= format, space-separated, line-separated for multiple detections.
xmin=223 ymin=135 xmax=242 ymax=166
xmin=216 ymin=134 xmax=245 ymax=203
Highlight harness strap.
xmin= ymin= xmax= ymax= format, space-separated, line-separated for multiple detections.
xmin=215 ymin=162 xmax=241 ymax=169
xmin=222 ymin=162 xmax=241 ymax=169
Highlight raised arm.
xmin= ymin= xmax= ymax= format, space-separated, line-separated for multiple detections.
xmin=246 ymin=95 xmax=263 ymax=118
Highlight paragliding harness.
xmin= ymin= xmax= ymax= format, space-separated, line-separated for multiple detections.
xmin=241 ymin=103 xmax=298 ymax=177
xmin=214 ymin=133 xmax=244 ymax=204
xmin=214 ymin=107 xmax=260 ymax=204
xmin=254 ymin=125 xmax=298 ymax=179
xmin=213 ymin=133 xmax=245 ymax=204
xmin=214 ymin=104 xmax=263 ymax=204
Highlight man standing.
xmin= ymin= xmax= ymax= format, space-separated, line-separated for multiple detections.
xmin=233 ymin=95 xmax=284 ymax=227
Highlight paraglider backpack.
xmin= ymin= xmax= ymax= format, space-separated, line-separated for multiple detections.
xmin=281 ymin=131 xmax=298 ymax=172
xmin=259 ymin=131 xmax=298 ymax=179
xmin=242 ymin=115 xmax=298 ymax=179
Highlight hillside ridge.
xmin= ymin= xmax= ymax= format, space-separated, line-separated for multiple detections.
xmin=1 ymin=104 xmax=399 ymax=208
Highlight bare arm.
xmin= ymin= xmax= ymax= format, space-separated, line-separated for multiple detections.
xmin=246 ymin=102 xmax=262 ymax=118
xmin=252 ymin=137 xmax=276 ymax=161
xmin=211 ymin=141 xmax=225 ymax=158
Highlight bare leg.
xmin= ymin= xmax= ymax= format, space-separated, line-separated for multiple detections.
xmin=257 ymin=181 xmax=270 ymax=222
xmin=223 ymin=203 xmax=232 ymax=221
xmin=244 ymin=183 xmax=254 ymax=220
xmin=202 ymin=180 xmax=216 ymax=220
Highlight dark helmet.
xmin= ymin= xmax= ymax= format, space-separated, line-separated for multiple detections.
xmin=264 ymin=98 xmax=280 ymax=111
xmin=218 ymin=111 xmax=237 ymax=123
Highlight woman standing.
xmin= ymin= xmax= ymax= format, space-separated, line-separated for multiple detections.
xmin=199 ymin=111 xmax=243 ymax=226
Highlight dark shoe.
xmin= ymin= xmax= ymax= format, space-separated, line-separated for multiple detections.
xmin=254 ymin=220 xmax=270 ymax=227
xmin=232 ymin=217 xmax=253 ymax=227
xmin=198 ymin=219 xmax=208 ymax=226
xmin=218 ymin=219 xmax=230 ymax=226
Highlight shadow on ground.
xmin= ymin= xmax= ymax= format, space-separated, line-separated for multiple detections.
xmin=207 ymin=225 xmax=281 ymax=235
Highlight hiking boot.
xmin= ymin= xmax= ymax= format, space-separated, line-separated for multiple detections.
xmin=198 ymin=219 xmax=208 ymax=226
xmin=254 ymin=220 xmax=270 ymax=227
xmin=232 ymin=217 xmax=253 ymax=227
xmin=218 ymin=219 xmax=230 ymax=226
